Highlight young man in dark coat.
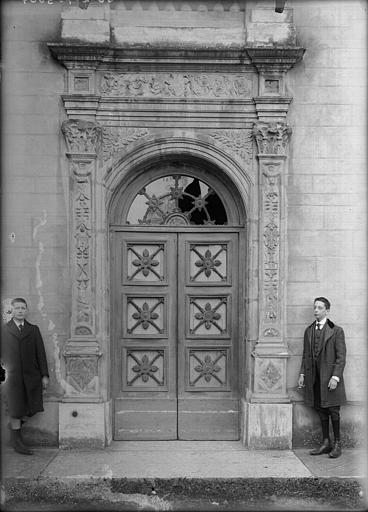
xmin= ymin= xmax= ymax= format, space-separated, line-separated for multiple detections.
xmin=1 ymin=298 xmax=49 ymax=454
xmin=298 ymin=297 xmax=347 ymax=458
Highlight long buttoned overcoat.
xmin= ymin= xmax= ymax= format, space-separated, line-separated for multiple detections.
xmin=300 ymin=319 xmax=347 ymax=408
xmin=1 ymin=319 xmax=49 ymax=417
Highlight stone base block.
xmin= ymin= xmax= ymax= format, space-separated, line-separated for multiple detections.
xmin=59 ymin=402 xmax=110 ymax=449
xmin=247 ymin=402 xmax=292 ymax=449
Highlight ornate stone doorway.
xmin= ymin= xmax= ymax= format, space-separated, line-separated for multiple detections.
xmin=110 ymin=170 xmax=245 ymax=440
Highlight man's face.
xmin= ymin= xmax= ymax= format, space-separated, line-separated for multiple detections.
xmin=313 ymin=300 xmax=329 ymax=321
xmin=12 ymin=302 xmax=28 ymax=321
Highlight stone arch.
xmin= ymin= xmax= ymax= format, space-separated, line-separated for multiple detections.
xmin=104 ymin=132 xmax=253 ymax=224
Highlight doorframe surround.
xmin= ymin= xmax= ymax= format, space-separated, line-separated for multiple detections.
xmin=50 ymin=41 xmax=304 ymax=448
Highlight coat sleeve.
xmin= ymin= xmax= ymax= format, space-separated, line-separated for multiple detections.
xmin=35 ymin=326 xmax=49 ymax=378
xmin=332 ymin=326 xmax=346 ymax=379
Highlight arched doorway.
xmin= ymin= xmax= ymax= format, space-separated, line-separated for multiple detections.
xmin=109 ymin=160 xmax=246 ymax=440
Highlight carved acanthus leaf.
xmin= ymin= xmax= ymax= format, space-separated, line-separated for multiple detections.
xmin=209 ymin=130 xmax=253 ymax=162
xmin=253 ymin=122 xmax=291 ymax=155
xmin=102 ymin=128 xmax=150 ymax=162
xmin=62 ymin=120 xmax=102 ymax=154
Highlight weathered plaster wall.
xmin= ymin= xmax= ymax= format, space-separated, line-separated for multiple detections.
xmin=286 ymin=0 xmax=367 ymax=446
xmin=2 ymin=1 xmax=67 ymax=444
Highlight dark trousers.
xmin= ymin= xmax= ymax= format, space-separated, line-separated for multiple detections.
xmin=314 ymin=369 xmax=340 ymax=440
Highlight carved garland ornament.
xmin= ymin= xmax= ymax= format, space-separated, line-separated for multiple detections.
xmin=99 ymin=72 xmax=252 ymax=99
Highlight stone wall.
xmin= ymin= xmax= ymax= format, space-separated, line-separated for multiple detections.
xmin=2 ymin=1 xmax=66 ymax=444
xmin=286 ymin=0 xmax=367 ymax=446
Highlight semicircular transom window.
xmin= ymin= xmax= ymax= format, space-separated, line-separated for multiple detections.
xmin=127 ymin=175 xmax=228 ymax=226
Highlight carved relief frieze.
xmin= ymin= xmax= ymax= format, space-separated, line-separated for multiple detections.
xmin=99 ymin=72 xmax=252 ymax=99
xmin=102 ymin=127 xmax=150 ymax=163
xmin=253 ymin=122 xmax=291 ymax=155
xmin=208 ymin=130 xmax=253 ymax=163
xmin=62 ymin=120 xmax=102 ymax=154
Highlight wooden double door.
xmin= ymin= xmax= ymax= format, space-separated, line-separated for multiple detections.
xmin=112 ymin=229 xmax=240 ymax=440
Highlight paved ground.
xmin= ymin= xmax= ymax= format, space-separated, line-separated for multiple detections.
xmin=1 ymin=441 xmax=367 ymax=511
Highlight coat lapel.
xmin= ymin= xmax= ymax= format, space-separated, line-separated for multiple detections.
xmin=7 ymin=319 xmax=21 ymax=338
xmin=317 ymin=320 xmax=334 ymax=355
xmin=307 ymin=322 xmax=314 ymax=352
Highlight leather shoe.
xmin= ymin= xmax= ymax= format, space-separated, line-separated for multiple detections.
xmin=329 ymin=440 xmax=342 ymax=458
xmin=10 ymin=429 xmax=33 ymax=455
xmin=309 ymin=438 xmax=332 ymax=455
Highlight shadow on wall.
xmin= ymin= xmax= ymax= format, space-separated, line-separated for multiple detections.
xmin=292 ymin=403 xmax=366 ymax=448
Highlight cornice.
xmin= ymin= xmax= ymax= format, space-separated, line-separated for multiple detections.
xmin=47 ymin=43 xmax=253 ymax=67
xmin=246 ymin=47 xmax=305 ymax=72
xmin=47 ymin=43 xmax=305 ymax=70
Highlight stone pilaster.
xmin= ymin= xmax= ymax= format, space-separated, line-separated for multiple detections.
xmin=247 ymin=121 xmax=292 ymax=448
xmin=59 ymin=119 xmax=107 ymax=447
xmin=61 ymin=120 xmax=103 ymax=402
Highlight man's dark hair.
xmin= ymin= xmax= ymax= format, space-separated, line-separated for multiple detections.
xmin=314 ymin=297 xmax=331 ymax=310
xmin=11 ymin=298 xmax=28 ymax=307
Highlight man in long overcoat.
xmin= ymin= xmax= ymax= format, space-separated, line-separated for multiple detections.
xmin=1 ymin=298 xmax=49 ymax=454
xmin=298 ymin=297 xmax=346 ymax=458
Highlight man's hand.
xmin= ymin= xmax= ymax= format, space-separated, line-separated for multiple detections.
xmin=42 ymin=376 xmax=49 ymax=390
xmin=298 ymin=374 xmax=305 ymax=388
xmin=328 ymin=377 xmax=338 ymax=390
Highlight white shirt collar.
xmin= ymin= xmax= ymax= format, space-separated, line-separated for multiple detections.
xmin=13 ymin=319 xmax=24 ymax=327
xmin=316 ymin=317 xmax=327 ymax=327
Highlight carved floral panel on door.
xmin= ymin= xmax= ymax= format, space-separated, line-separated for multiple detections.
xmin=124 ymin=349 xmax=166 ymax=391
xmin=189 ymin=296 xmax=228 ymax=336
xmin=126 ymin=243 xmax=165 ymax=282
xmin=187 ymin=349 xmax=229 ymax=390
xmin=189 ymin=244 xmax=229 ymax=283
xmin=125 ymin=296 xmax=166 ymax=336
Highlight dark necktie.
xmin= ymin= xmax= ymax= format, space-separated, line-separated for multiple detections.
xmin=18 ymin=323 xmax=23 ymax=333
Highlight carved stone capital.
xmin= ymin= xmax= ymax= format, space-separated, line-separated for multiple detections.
xmin=253 ymin=122 xmax=291 ymax=155
xmin=62 ymin=119 xmax=102 ymax=154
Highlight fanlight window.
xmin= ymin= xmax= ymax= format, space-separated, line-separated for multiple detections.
xmin=127 ymin=175 xmax=228 ymax=226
